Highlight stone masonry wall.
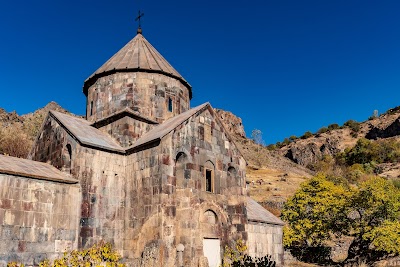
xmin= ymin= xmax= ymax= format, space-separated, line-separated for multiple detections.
xmin=30 ymin=115 xmax=128 ymax=255
xmin=0 ymin=174 xmax=80 ymax=266
xmin=98 ymin=116 xmax=155 ymax=147
xmin=246 ymin=222 xmax=283 ymax=266
xmin=123 ymin=145 xmax=164 ymax=266
xmin=30 ymin=115 xmax=77 ymax=172
xmin=28 ymin=105 xmax=275 ymax=267
xmin=86 ymin=72 xmax=190 ymax=124
xmin=157 ymin=107 xmax=248 ymax=266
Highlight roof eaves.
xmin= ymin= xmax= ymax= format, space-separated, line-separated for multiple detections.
xmin=49 ymin=111 xmax=126 ymax=154
xmin=83 ymin=68 xmax=192 ymax=98
xmin=0 ymin=169 xmax=78 ymax=184
xmin=247 ymin=218 xmax=285 ymax=226
xmin=127 ymin=103 xmax=210 ymax=150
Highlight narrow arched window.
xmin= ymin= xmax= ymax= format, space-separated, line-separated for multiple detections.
xmin=227 ymin=166 xmax=238 ymax=187
xmin=168 ymin=97 xmax=173 ymax=112
xmin=90 ymin=101 xmax=94 ymax=116
xmin=176 ymin=152 xmax=188 ymax=180
xmin=62 ymin=144 xmax=72 ymax=173
xmin=204 ymin=161 xmax=215 ymax=193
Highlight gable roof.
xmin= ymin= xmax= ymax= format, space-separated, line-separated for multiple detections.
xmin=43 ymin=103 xmax=245 ymax=158
xmin=129 ymin=103 xmax=209 ymax=150
xmin=83 ymin=33 xmax=192 ymax=98
xmin=0 ymin=154 xmax=77 ymax=184
xmin=50 ymin=111 xmax=125 ymax=153
xmin=247 ymin=197 xmax=285 ymax=225
xmin=90 ymin=107 xmax=159 ymax=129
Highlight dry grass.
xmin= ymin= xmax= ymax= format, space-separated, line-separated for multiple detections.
xmin=246 ymin=167 xmax=310 ymax=203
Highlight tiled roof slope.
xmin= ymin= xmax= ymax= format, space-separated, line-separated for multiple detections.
xmin=130 ymin=103 xmax=209 ymax=149
xmin=0 ymin=154 xmax=77 ymax=183
xmin=247 ymin=197 xmax=285 ymax=225
xmin=83 ymin=33 xmax=191 ymax=96
xmin=50 ymin=111 xmax=124 ymax=153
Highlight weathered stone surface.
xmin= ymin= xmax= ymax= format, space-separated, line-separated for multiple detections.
xmin=86 ymin=72 xmax=190 ymax=124
xmin=0 ymin=174 xmax=80 ymax=263
xmin=214 ymin=108 xmax=246 ymax=138
xmin=282 ymin=136 xmax=341 ymax=167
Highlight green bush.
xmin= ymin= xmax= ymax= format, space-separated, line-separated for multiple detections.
xmin=382 ymin=106 xmax=400 ymax=116
xmin=267 ymin=144 xmax=277 ymax=151
xmin=393 ymin=179 xmax=400 ymax=189
xmin=327 ymin=123 xmax=340 ymax=131
xmin=8 ymin=243 xmax=125 ymax=267
xmin=232 ymin=254 xmax=276 ymax=267
xmin=301 ymin=131 xmax=313 ymax=139
xmin=282 ymin=138 xmax=291 ymax=145
xmin=343 ymin=120 xmax=360 ymax=132
xmin=345 ymin=138 xmax=400 ymax=166
xmin=317 ymin=127 xmax=328 ymax=134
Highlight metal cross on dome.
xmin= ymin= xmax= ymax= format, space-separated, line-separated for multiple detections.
xmin=135 ymin=10 xmax=144 ymax=28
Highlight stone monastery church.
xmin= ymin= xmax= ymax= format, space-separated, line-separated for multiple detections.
xmin=0 ymin=24 xmax=284 ymax=267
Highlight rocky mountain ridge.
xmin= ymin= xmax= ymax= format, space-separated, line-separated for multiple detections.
xmin=278 ymin=108 xmax=400 ymax=179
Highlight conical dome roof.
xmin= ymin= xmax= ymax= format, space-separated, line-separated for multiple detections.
xmin=83 ymin=32 xmax=192 ymax=98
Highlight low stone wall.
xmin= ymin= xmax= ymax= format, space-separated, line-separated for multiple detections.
xmin=0 ymin=174 xmax=80 ymax=266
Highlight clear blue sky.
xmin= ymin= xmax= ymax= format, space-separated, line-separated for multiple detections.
xmin=1 ymin=0 xmax=399 ymax=144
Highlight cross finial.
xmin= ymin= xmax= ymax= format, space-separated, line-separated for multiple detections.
xmin=135 ymin=10 xmax=144 ymax=34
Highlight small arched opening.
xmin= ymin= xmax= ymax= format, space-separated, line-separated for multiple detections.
xmin=227 ymin=166 xmax=239 ymax=187
xmin=175 ymin=152 xmax=188 ymax=177
xmin=62 ymin=144 xmax=72 ymax=174
xmin=204 ymin=161 xmax=215 ymax=193
xmin=203 ymin=209 xmax=217 ymax=224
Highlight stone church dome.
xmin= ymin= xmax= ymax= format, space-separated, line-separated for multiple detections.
xmin=83 ymin=30 xmax=193 ymax=124
xmin=83 ymin=31 xmax=192 ymax=98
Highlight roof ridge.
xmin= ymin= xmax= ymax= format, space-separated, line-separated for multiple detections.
xmin=128 ymin=103 xmax=209 ymax=150
xmin=142 ymin=35 xmax=164 ymax=71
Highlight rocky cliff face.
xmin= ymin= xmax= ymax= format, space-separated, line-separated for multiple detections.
xmin=282 ymin=130 xmax=350 ymax=167
xmin=214 ymin=108 xmax=246 ymax=138
xmin=279 ymin=109 xmax=400 ymax=168
xmin=0 ymin=101 xmax=74 ymax=140
xmin=0 ymin=109 xmax=23 ymax=125
xmin=366 ymin=116 xmax=400 ymax=139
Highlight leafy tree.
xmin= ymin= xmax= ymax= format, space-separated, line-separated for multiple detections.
xmin=282 ymin=174 xmax=351 ymax=247
xmin=282 ymin=175 xmax=400 ymax=265
xmin=347 ymin=177 xmax=400 ymax=263
xmin=251 ymin=129 xmax=266 ymax=166
xmin=251 ymin=129 xmax=265 ymax=147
